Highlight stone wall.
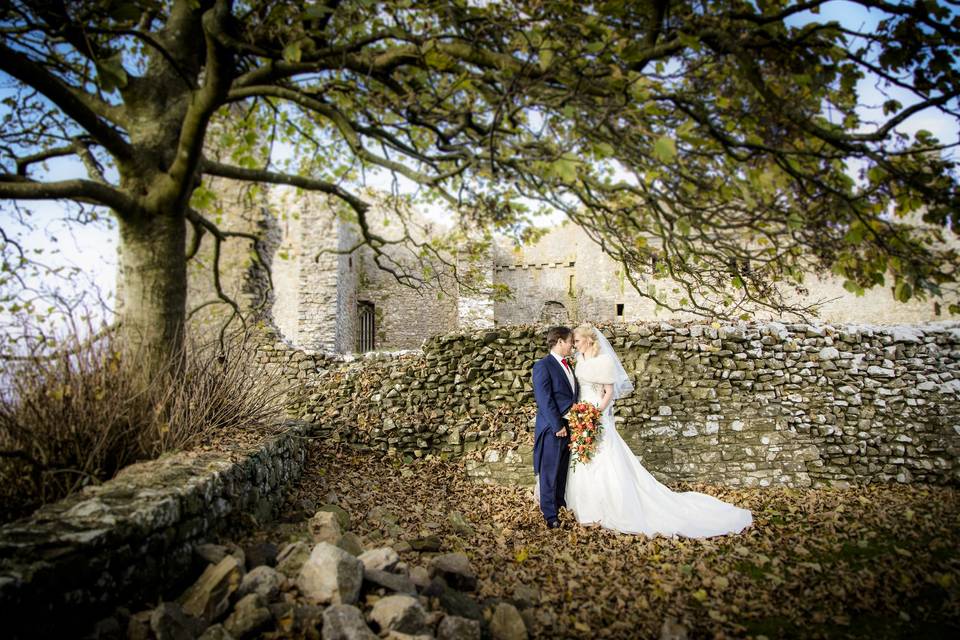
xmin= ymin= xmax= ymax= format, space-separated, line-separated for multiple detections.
xmin=184 ymin=177 xmax=280 ymax=336
xmin=335 ymin=218 xmax=360 ymax=353
xmin=456 ymin=250 xmax=496 ymax=330
xmin=270 ymin=193 xmax=302 ymax=341
xmin=263 ymin=321 xmax=960 ymax=489
xmin=494 ymin=261 xmax=579 ymax=326
xmin=355 ymin=244 xmax=459 ymax=351
xmin=0 ymin=423 xmax=308 ymax=638
xmin=297 ymin=197 xmax=347 ymax=352
xmin=270 ymin=191 xmax=358 ymax=352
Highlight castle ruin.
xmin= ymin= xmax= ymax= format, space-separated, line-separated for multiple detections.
xmin=265 ymin=189 xmax=957 ymax=354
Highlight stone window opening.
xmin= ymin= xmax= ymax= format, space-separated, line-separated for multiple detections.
xmin=357 ymin=301 xmax=376 ymax=352
xmin=616 ymin=303 xmax=624 ymax=318
xmin=568 ymin=274 xmax=575 ymax=296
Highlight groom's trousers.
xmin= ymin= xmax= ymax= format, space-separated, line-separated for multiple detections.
xmin=536 ymin=427 xmax=570 ymax=523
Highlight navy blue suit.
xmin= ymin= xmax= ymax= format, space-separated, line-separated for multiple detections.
xmin=532 ymin=354 xmax=578 ymax=524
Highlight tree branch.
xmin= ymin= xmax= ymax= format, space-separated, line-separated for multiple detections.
xmin=0 ymin=41 xmax=133 ymax=162
xmin=15 ymin=145 xmax=76 ymax=175
xmin=0 ymin=175 xmax=135 ymax=215
xmin=200 ymin=158 xmax=371 ymax=216
xmin=166 ymin=0 xmax=235 ymax=204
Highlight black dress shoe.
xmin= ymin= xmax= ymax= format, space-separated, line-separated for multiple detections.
xmin=546 ymin=520 xmax=561 ymax=529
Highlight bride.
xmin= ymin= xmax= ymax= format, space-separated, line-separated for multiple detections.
xmin=564 ymin=324 xmax=753 ymax=537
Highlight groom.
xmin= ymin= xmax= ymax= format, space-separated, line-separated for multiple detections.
xmin=532 ymin=326 xmax=578 ymax=528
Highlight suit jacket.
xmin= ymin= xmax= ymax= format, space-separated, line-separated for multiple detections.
xmin=532 ymin=354 xmax=579 ymax=474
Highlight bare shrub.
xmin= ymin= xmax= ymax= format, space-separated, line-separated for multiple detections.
xmin=0 ymin=328 xmax=297 ymax=524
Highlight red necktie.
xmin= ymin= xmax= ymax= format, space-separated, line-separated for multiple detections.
xmin=562 ymin=358 xmax=571 ymax=372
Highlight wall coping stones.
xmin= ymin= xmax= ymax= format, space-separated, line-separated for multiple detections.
xmin=0 ymin=420 xmax=309 ymax=639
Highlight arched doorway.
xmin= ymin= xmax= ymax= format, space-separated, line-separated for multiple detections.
xmin=539 ymin=301 xmax=569 ymax=325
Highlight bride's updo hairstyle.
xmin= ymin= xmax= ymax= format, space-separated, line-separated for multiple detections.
xmin=574 ymin=324 xmax=600 ymax=357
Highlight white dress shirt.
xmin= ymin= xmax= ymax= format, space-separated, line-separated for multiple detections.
xmin=551 ymin=351 xmax=576 ymax=393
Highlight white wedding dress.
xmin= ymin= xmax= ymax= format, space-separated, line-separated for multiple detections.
xmin=565 ymin=353 xmax=753 ymax=537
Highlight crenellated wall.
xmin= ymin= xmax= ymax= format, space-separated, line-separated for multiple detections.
xmin=262 ymin=321 xmax=960 ymax=489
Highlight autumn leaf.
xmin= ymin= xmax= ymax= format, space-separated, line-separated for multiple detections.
xmin=238 ymin=441 xmax=960 ymax=639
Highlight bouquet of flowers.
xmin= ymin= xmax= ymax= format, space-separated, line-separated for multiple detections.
xmin=567 ymin=402 xmax=603 ymax=469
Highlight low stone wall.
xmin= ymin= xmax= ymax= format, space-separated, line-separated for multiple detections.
xmin=0 ymin=422 xmax=307 ymax=639
xmin=262 ymin=321 xmax=960 ymax=489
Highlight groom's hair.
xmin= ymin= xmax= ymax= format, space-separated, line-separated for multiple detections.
xmin=545 ymin=326 xmax=572 ymax=348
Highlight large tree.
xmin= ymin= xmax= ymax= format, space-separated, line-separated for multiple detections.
xmin=1 ymin=0 xmax=958 ymax=376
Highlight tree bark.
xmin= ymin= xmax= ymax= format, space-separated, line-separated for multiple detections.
xmin=117 ymin=211 xmax=187 ymax=381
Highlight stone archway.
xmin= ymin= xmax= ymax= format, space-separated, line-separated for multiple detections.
xmin=539 ymin=300 xmax=569 ymax=325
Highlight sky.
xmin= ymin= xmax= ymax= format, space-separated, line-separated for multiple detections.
xmin=1 ymin=1 xmax=958 ymax=341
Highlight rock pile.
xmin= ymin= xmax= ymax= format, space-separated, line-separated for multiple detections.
xmin=105 ymin=503 xmax=532 ymax=640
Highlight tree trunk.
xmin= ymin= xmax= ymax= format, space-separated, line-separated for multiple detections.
xmin=116 ymin=211 xmax=187 ymax=381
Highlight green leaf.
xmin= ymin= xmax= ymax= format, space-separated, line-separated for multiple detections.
xmin=539 ymin=46 xmax=554 ymax=73
xmin=843 ymin=280 xmax=864 ymax=296
xmin=283 ymin=40 xmax=303 ymax=63
xmin=190 ymin=185 xmax=216 ymax=210
xmin=731 ymin=276 xmax=744 ymax=289
xmin=894 ymin=280 xmax=912 ymax=303
xmin=867 ymin=166 xmax=886 ymax=183
xmin=677 ymin=32 xmax=700 ymax=49
xmin=425 ymin=50 xmax=455 ymax=70
xmin=593 ymin=142 xmax=614 ymax=158
xmin=844 ymin=223 xmax=866 ymax=243
xmin=652 ymin=136 xmax=677 ymax=163
xmin=676 ymin=217 xmax=690 ymax=236
xmin=550 ymin=156 xmax=579 ymax=184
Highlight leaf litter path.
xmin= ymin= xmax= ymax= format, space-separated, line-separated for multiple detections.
xmin=249 ymin=442 xmax=960 ymax=639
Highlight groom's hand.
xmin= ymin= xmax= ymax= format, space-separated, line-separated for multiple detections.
xmin=555 ymin=427 xmax=568 ymax=437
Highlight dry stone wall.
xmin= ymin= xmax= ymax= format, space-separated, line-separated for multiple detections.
xmin=0 ymin=423 xmax=307 ymax=639
xmin=264 ymin=321 xmax=960 ymax=489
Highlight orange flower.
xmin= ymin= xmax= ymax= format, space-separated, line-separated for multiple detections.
xmin=567 ymin=402 xmax=604 ymax=470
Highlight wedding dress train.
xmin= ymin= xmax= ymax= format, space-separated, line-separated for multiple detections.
xmin=565 ymin=353 xmax=753 ymax=538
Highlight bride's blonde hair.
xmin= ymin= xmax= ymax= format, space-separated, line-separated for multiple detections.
xmin=574 ymin=324 xmax=600 ymax=357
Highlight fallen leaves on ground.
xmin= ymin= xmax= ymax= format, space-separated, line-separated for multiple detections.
xmin=249 ymin=442 xmax=960 ymax=639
